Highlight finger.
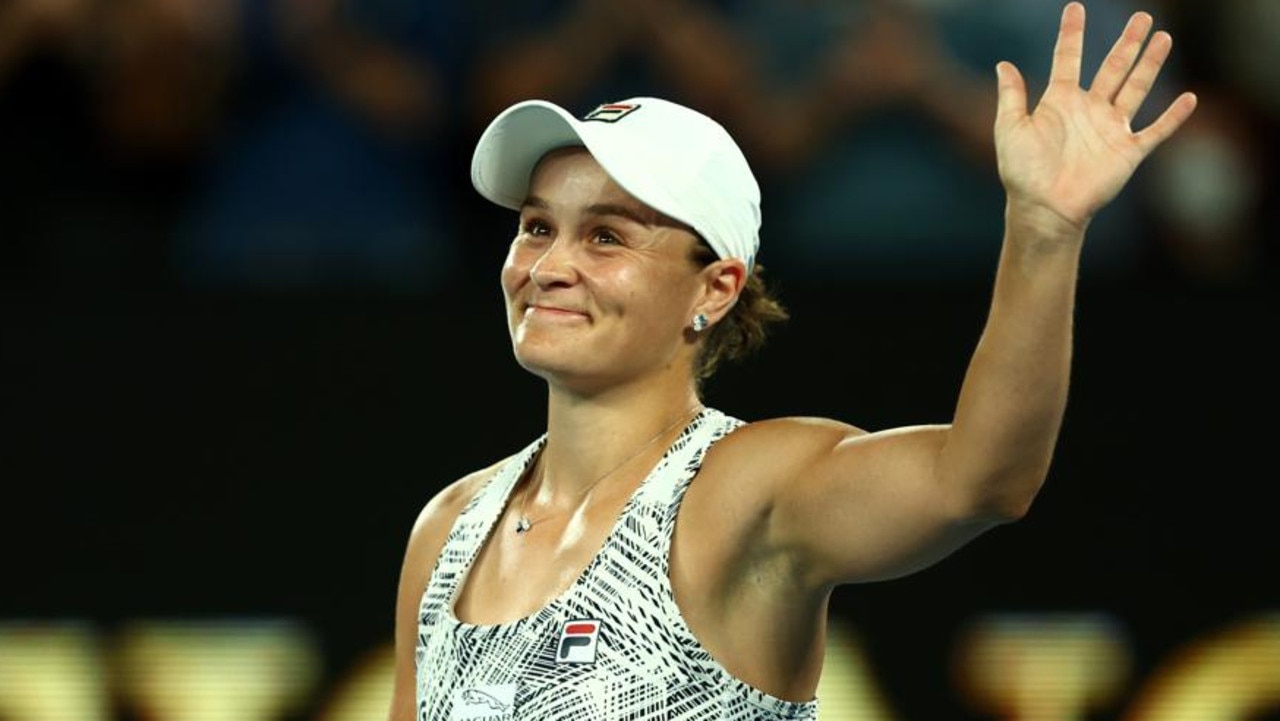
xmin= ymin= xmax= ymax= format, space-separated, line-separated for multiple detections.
xmin=1088 ymin=11 xmax=1154 ymax=102
xmin=1134 ymin=91 xmax=1199 ymax=156
xmin=1114 ymin=30 xmax=1173 ymax=121
xmin=994 ymin=61 xmax=1028 ymax=129
xmin=1049 ymin=2 xmax=1086 ymax=87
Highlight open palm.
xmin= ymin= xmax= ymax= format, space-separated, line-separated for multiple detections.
xmin=994 ymin=2 xmax=1198 ymax=231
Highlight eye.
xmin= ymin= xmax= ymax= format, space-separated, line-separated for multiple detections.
xmin=591 ymin=228 xmax=623 ymax=245
xmin=521 ymin=218 xmax=552 ymax=237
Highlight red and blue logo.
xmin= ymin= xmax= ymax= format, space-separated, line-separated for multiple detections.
xmin=556 ymin=619 xmax=602 ymax=664
xmin=582 ymin=103 xmax=641 ymax=123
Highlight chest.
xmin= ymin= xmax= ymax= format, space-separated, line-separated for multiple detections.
xmin=452 ymin=504 xmax=622 ymax=626
xmin=447 ymin=475 xmax=756 ymax=636
xmin=419 ymin=452 xmax=830 ymax=709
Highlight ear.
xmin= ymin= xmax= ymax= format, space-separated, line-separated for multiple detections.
xmin=693 ymin=258 xmax=748 ymax=325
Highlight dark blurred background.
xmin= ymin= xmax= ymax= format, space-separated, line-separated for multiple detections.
xmin=1 ymin=0 xmax=1276 ymax=719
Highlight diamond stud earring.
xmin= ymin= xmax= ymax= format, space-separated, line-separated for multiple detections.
xmin=691 ymin=313 xmax=709 ymax=332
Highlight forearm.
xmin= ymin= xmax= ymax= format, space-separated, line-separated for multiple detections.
xmin=942 ymin=200 xmax=1085 ymax=518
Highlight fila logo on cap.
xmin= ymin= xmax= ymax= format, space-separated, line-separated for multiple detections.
xmin=556 ymin=619 xmax=602 ymax=664
xmin=582 ymin=103 xmax=641 ymax=123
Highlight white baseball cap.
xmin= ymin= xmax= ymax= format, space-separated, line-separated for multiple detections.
xmin=470 ymin=97 xmax=761 ymax=270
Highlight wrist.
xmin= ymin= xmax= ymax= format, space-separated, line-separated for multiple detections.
xmin=1004 ymin=196 xmax=1090 ymax=246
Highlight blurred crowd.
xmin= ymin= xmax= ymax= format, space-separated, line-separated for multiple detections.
xmin=1 ymin=0 xmax=1274 ymax=299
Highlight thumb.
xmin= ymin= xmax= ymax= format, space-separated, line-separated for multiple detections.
xmin=994 ymin=61 xmax=1027 ymax=129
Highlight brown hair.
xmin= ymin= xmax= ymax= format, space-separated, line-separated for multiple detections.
xmin=688 ymin=241 xmax=789 ymax=385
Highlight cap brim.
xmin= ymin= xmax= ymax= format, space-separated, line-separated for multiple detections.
xmin=470 ymin=100 xmax=586 ymax=211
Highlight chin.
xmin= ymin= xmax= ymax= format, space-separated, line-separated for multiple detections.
xmin=512 ymin=344 xmax=615 ymax=392
xmin=511 ymin=337 xmax=576 ymax=375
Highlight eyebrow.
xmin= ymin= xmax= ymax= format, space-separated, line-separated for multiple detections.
xmin=521 ymin=195 xmax=661 ymax=228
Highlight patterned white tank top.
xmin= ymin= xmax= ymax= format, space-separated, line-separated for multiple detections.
xmin=415 ymin=407 xmax=820 ymax=720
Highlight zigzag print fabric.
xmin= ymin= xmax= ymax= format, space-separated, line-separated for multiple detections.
xmin=416 ymin=407 xmax=819 ymax=721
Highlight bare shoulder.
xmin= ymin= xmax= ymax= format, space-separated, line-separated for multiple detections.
xmin=672 ymin=415 xmax=874 ymax=594
xmin=706 ymin=415 xmax=870 ymax=477
xmin=401 ymin=456 xmax=511 ymax=566
xmin=687 ymin=415 xmax=870 ymax=512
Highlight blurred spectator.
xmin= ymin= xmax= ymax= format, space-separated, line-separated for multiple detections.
xmin=1 ymin=0 xmax=96 ymax=293
xmin=6 ymin=0 xmax=1263 ymax=297
xmin=1136 ymin=0 xmax=1276 ymax=286
xmin=685 ymin=0 xmax=1175 ymax=286
xmin=1 ymin=0 xmax=232 ymax=296
xmin=466 ymin=0 xmax=725 ymax=128
xmin=466 ymin=0 xmax=1171 ymax=287
xmin=1214 ymin=0 xmax=1280 ymax=125
xmin=172 ymin=0 xmax=472 ymax=295
xmin=0 ymin=0 xmax=92 ymax=90
xmin=1143 ymin=89 xmax=1269 ymax=286
xmin=95 ymin=0 xmax=238 ymax=164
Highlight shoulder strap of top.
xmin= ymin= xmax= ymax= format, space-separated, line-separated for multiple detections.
xmin=632 ymin=407 xmax=745 ymax=537
xmin=421 ymin=435 xmax=546 ymax=613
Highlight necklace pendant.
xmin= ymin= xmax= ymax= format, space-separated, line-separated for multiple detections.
xmin=515 ymin=516 xmax=531 ymax=534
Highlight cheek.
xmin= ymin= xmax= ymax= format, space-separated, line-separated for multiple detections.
xmin=500 ymin=249 xmax=527 ymax=296
xmin=617 ymin=269 xmax=693 ymax=328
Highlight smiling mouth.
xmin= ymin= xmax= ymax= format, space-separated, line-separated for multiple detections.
xmin=525 ymin=305 xmax=589 ymax=320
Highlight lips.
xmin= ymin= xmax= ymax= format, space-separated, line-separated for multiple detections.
xmin=524 ymin=303 xmax=589 ymax=320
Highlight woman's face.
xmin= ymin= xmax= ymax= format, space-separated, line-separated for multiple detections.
xmin=500 ymin=147 xmax=705 ymax=393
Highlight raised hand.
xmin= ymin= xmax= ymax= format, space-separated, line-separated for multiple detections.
xmin=993 ymin=2 xmax=1197 ymax=232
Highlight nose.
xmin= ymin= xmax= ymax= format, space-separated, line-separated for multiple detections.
xmin=528 ymin=236 xmax=578 ymax=289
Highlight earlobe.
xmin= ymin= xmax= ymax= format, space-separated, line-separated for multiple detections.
xmin=688 ymin=259 xmax=746 ymax=334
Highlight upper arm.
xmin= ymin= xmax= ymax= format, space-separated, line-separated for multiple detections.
xmin=386 ymin=468 xmax=493 ymax=721
xmin=732 ymin=418 xmax=1020 ymax=589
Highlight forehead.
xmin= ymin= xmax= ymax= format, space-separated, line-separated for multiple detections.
xmin=526 ymin=147 xmax=681 ymax=229
xmin=529 ymin=147 xmax=628 ymax=197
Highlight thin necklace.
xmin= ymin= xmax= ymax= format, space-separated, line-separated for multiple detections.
xmin=514 ymin=404 xmax=703 ymax=535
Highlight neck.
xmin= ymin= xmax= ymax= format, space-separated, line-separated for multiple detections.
xmin=535 ymin=386 xmax=703 ymax=501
